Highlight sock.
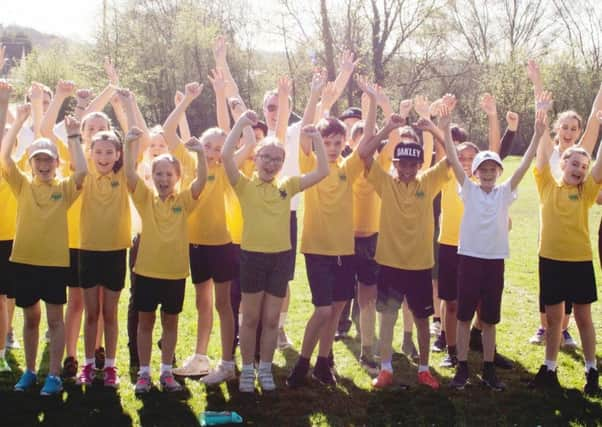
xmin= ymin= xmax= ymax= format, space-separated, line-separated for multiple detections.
xmin=0 ymin=348 xmax=5 ymax=358
xmin=440 ymin=330 xmax=447 ymax=340
xmin=544 ymin=359 xmax=557 ymax=372
xmin=221 ymin=359 xmax=235 ymax=369
xmin=242 ymin=363 xmax=254 ymax=372
xmin=258 ymin=361 xmax=271 ymax=372
xmin=195 ymin=353 xmax=206 ymax=359
xmin=279 ymin=312 xmax=287 ymax=329
xmin=316 ymin=356 xmax=329 ymax=367
xmin=447 ymin=345 xmax=457 ymax=356
xmin=296 ymin=356 xmax=310 ymax=369
xmin=160 ymin=363 xmax=172 ymax=374
xmin=380 ymin=360 xmax=393 ymax=372
xmin=85 ymin=357 xmax=95 ymax=367
xmin=483 ymin=361 xmax=494 ymax=370
xmin=138 ymin=365 xmax=150 ymax=375
xmin=418 ymin=365 xmax=429 ymax=373
xmin=585 ymin=360 xmax=597 ymax=373
xmin=105 ymin=358 xmax=116 ymax=368
xmin=238 ymin=313 xmax=243 ymax=326
xmin=433 ymin=317 xmax=441 ymax=324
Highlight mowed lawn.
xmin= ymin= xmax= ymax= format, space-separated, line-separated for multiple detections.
xmin=2 ymin=156 xmax=602 ymax=426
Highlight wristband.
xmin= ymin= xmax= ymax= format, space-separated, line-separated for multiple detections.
xmin=68 ymin=134 xmax=81 ymax=139
xmin=76 ymin=105 xmax=86 ymax=110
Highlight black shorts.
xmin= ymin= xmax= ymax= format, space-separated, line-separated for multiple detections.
xmin=285 ymin=211 xmax=298 ymax=281
xmin=0 ymin=240 xmax=16 ymax=298
xmin=189 ymin=243 xmax=238 ymax=284
xmin=353 ymin=234 xmax=378 ymax=286
xmin=376 ymin=265 xmax=433 ymax=319
xmin=67 ymin=248 xmax=81 ymax=287
xmin=438 ymin=244 xmax=459 ymax=301
xmin=133 ymin=274 xmax=186 ymax=314
xmin=539 ymin=257 xmax=597 ymax=306
xmin=432 ymin=193 xmax=442 ymax=280
xmin=13 ymin=262 xmax=68 ymax=308
xmin=456 ymin=255 xmax=504 ymax=325
xmin=305 ymin=254 xmax=355 ymax=307
xmin=239 ymin=250 xmax=290 ymax=298
xmin=79 ymin=249 xmax=127 ymax=291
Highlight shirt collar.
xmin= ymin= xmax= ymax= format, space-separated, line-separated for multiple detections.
xmin=252 ymin=172 xmax=276 ymax=187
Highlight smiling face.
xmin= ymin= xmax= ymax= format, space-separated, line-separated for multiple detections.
xmin=152 ymin=157 xmax=180 ymax=199
xmin=475 ymin=160 xmax=502 ymax=191
xmin=323 ymin=133 xmax=345 ymax=162
xmin=82 ymin=115 xmax=110 ymax=147
xmin=561 ymin=150 xmax=590 ymax=186
xmin=148 ymin=133 xmax=168 ymax=158
xmin=458 ymin=145 xmax=479 ymax=177
xmin=263 ymin=94 xmax=279 ymax=131
xmin=554 ymin=114 xmax=582 ymax=152
xmin=393 ymin=158 xmax=422 ymax=183
xmin=30 ymin=153 xmax=58 ymax=182
xmin=203 ymin=133 xmax=226 ymax=165
xmin=91 ymin=139 xmax=120 ymax=175
xmin=255 ymin=144 xmax=285 ymax=182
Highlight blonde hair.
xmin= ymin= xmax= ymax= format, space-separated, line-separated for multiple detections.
xmin=552 ymin=110 xmax=583 ymax=144
xmin=254 ymin=136 xmax=285 ymax=158
xmin=200 ymin=127 xmax=227 ymax=143
xmin=81 ymin=111 xmax=112 ymax=133
xmin=151 ymin=154 xmax=181 ymax=177
xmin=561 ymin=146 xmax=590 ymax=163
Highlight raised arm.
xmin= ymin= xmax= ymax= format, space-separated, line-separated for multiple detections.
xmin=535 ymin=91 xmax=555 ymax=171
xmin=183 ymin=137 xmax=208 ymax=199
xmin=527 ymin=59 xmax=544 ymax=99
xmin=440 ymin=105 xmax=465 ymax=185
xmin=41 ymin=80 xmax=75 ymax=141
xmin=222 ymin=110 xmax=258 ymax=186
xmin=208 ymin=68 xmax=230 ymax=132
xmin=413 ymin=94 xmax=435 ymax=170
xmin=275 ymin=76 xmax=292 ymax=143
xmin=124 ymin=127 xmax=144 ymax=192
xmin=578 ymin=83 xmax=602 ymax=155
xmin=0 ymin=85 xmax=22 ymax=170
xmin=110 ymin=93 xmax=128 ymax=132
xmin=330 ymin=51 xmax=358 ymax=105
xmin=30 ymin=83 xmax=46 ymax=139
xmin=213 ymin=36 xmax=240 ymax=99
xmin=64 ymin=116 xmax=87 ymax=188
xmin=499 ymin=111 xmax=519 ymax=160
xmin=380 ymin=99 xmax=412 ymax=161
xmin=0 ymin=80 xmax=10 ymax=140
xmin=299 ymin=125 xmax=329 ymax=190
xmin=163 ymin=82 xmax=203 ymax=151
xmin=355 ymin=75 xmax=377 ymax=140
xmin=233 ymin=125 xmax=257 ymax=168
xmin=174 ymin=91 xmax=192 ymax=141
xmin=358 ymin=114 xmax=404 ymax=169
xmin=510 ymin=109 xmax=546 ymax=191
xmin=589 ymin=111 xmax=602 ymax=183
xmin=300 ymin=71 xmax=327 ymax=156
xmin=481 ymin=93 xmax=502 ymax=153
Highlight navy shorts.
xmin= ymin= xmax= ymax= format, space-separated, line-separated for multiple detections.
xmin=67 ymin=248 xmax=81 ymax=287
xmin=286 ymin=211 xmax=298 ymax=281
xmin=133 ymin=274 xmax=186 ymax=314
xmin=239 ymin=250 xmax=290 ymax=298
xmin=189 ymin=243 xmax=238 ymax=284
xmin=305 ymin=254 xmax=355 ymax=307
xmin=438 ymin=244 xmax=459 ymax=301
xmin=376 ymin=265 xmax=433 ymax=319
xmin=13 ymin=262 xmax=69 ymax=308
xmin=353 ymin=234 xmax=378 ymax=286
xmin=539 ymin=257 xmax=597 ymax=306
xmin=79 ymin=249 xmax=127 ymax=291
xmin=0 ymin=240 xmax=16 ymax=298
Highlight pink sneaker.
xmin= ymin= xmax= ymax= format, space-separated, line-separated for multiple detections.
xmin=104 ymin=366 xmax=120 ymax=388
xmin=77 ymin=363 xmax=95 ymax=385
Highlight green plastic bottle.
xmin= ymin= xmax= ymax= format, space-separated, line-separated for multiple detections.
xmin=199 ymin=411 xmax=243 ymax=426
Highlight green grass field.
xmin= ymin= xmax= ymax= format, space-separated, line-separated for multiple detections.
xmin=2 ymin=156 xmax=602 ymax=426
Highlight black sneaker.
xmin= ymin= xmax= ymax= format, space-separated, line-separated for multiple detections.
xmin=95 ymin=347 xmax=105 ymax=370
xmin=440 ymin=354 xmax=458 ymax=368
xmin=493 ymin=351 xmax=513 ymax=370
xmin=584 ymin=368 xmax=600 ymax=396
xmin=61 ymin=356 xmax=78 ymax=380
xmin=360 ymin=354 xmax=379 ymax=375
xmin=312 ymin=358 xmax=336 ymax=386
xmin=469 ymin=328 xmax=483 ymax=352
xmin=529 ymin=365 xmax=561 ymax=390
xmin=480 ymin=364 xmax=505 ymax=391
xmin=286 ymin=359 xmax=309 ymax=388
xmin=450 ymin=362 xmax=469 ymax=390
xmin=431 ymin=333 xmax=447 ymax=353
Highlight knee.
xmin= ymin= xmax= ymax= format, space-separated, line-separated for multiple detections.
xmin=47 ymin=317 xmax=64 ymax=331
xmin=314 ymin=306 xmax=332 ymax=322
xmin=241 ymin=311 xmax=260 ymax=329
xmin=262 ymin=311 xmax=280 ymax=330
xmin=215 ymin=297 xmax=233 ymax=317
xmin=138 ymin=316 xmax=155 ymax=332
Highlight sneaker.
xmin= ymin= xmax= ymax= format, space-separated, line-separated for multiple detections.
xmin=134 ymin=372 xmax=152 ymax=394
xmin=440 ymin=354 xmax=458 ymax=369
xmin=40 ymin=375 xmax=63 ymax=396
xmin=6 ymin=330 xmax=20 ymax=349
xmin=286 ymin=361 xmax=308 ymax=388
xmin=258 ymin=368 xmax=276 ymax=391
xmin=480 ymin=364 xmax=505 ymax=391
xmin=431 ymin=333 xmax=446 ymax=353
xmin=372 ymin=370 xmax=393 ymax=389
xmin=529 ymin=365 xmax=561 ymax=390
xmin=493 ymin=351 xmax=513 ymax=370
xmin=201 ymin=362 xmax=236 ymax=385
xmin=469 ymin=328 xmax=482 ymax=352
xmin=529 ymin=327 xmax=546 ymax=345
xmin=61 ymin=356 xmax=78 ymax=380
xmin=562 ymin=330 xmax=578 ymax=349
xmin=360 ymin=355 xmax=379 ymax=376
xmin=277 ymin=328 xmax=293 ymax=350
xmin=450 ymin=363 xmax=469 ymax=390
xmin=104 ymin=366 xmax=120 ymax=388
xmin=77 ymin=363 xmax=95 ymax=385
xmin=584 ymin=368 xmax=600 ymax=396
xmin=0 ymin=357 xmax=11 ymax=372
xmin=94 ymin=347 xmax=105 ymax=370
xmin=14 ymin=370 xmax=37 ymax=391
xmin=239 ymin=368 xmax=255 ymax=393
xmin=312 ymin=359 xmax=336 ymax=386
xmin=430 ymin=320 xmax=441 ymax=337
xmin=172 ymin=354 xmax=210 ymax=377
xmin=402 ymin=338 xmax=419 ymax=362
xmin=160 ymin=371 xmax=183 ymax=392
xmin=417 ymin=370 xmax=440 ymax=390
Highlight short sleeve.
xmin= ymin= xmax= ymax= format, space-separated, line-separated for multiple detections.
xmin=61 ymin=175 xmax=82 ymax=207
xmin=534 ymin=165 xmax=553 ymax=196
xmin=299 ymin=148 xmax=317 ymax=173
xmin=500 ymin=179 xmax=518 ymax=205
xmin=1 ymin=162 xmax=25 ymax=196
xmin=422 ymin=159 xmax=450 ymax=195
xmin=459 ymin=178 xmax=476 ymax=202
xmin=171 ymin=144 xmax=197 ymax=188
xmin=343 ymin=150 xmax=364 ymax=183
xmin=179 ymin=188 xmax=199 ymax=214
xmin=283 ymin=176 xmax=302 ymax=197
xmin=131 ymin=178 xmax=152 ymax=211
xmin=366 ymin=160 xmax=387 ymax=195
xmin=582 ymin=173 xmax=602 ymax=206
xmin=233 ymin=172 xmax=250 ymax=196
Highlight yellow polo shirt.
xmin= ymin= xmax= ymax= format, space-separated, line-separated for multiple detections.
xmin=225 ymin=160 xmax=255 ymax=245
xmin=0 ymin=178 xmax=17 ymax=240
xmin=352 ymin=154 xmax=391 ymax=235
xmin=368 ymin=159 xmax=450 ymax=270
xmin=3 ymin=163 xmax=80 ymax=267
xmin=131 ymin=181 xmax=198 ymax=279
xmin=535 ymin=165 xmax=601 ymax=261
xmin=80 ymin=168 xmax=131 ymax=251
xmin=438 ymin=170 xmax=464 ymax=246
xmin=300 ymin=149 xmax=363 ymax=255
xmin=234 ymin=173 xmax=301 ymax=253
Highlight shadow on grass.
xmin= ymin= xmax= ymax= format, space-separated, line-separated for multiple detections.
xmin=137 ymin=386 xmax=197 ymax=427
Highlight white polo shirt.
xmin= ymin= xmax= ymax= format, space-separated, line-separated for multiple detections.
xmin=549 ymin=146 xmax=562 ymax=180
xmin=16 ymin=121 xmax=68 ymax=159
xmin=268 ymin=121 xmax=302 ymax=211
xmin=458 ymin=178 xmax=517 ymax=259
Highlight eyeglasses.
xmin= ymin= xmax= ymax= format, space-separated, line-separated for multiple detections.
xmin=265 ymin=104 xmax=278 ymax=113
xmin=258 ymin=154 xmax=284 ymax=164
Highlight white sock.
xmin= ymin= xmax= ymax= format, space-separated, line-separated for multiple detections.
xmin=195 ymin=353 xmax=207 ymax=359
xmin=0 ymin=348 xmax=5 ymax=358
xmin=545 ymin=359 xmax=557 ymax=372
xmin=279 ymin=312 xmax=288 ymax=329
xmin=258 ymin=361 xmax=271 ymax=372
xmin=418 ymin=365 xmax=429 ymax=373
xmin=585 ymin=360 xmax=597 ymax=373
xmin=160 ymin=363 xmax=172 ymax=374
xmin=105 ymin=358 xmax=116 ymax=368
xmin=242 ymin=363 xmax=254 ymax=372
xmin=380 ymin=360 xmax=393 ymax=373
xmin=221 ymin=359 xmax=235 ymax=369
xmin=85 ymin=357 xmax=95 ymax=367
xmin=138 ymin=365 xmax=150 ymax=375
xmin=238 ymin=313 xmax=243 ymax=326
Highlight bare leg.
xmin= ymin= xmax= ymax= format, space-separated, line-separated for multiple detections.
xmin=46 ymin=303 xmax=65 ymax=376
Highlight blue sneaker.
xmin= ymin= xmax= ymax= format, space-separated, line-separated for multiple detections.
xmin=40 ymin=375 xmax=63 ymax=396
xmin=14 ymin=370 xmax=37 ymax=391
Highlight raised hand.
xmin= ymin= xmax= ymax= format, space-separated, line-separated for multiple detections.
xmin=536 ymin=90 xmax=553 ymax=113
xmin=125 ymin=126 xmax=144 ymax=144
xmin=64 ymin=115 xmax=81 ymax=135
xmin=76 ymin=89 xmax=93 ymax=101
xmin=355 ymin=75 xmax=376 ymax=97
xmin=15 ymin=103 xmax=31 ymax=122
xmin=534 ymin=109 xmax=547 ymax=136
xmin=595 ymin=110 xmax=602 ymax=124
xmin=414 ymin=117 xmax=436 ymax=133
xmin=374 ymin=84 xmax=390 ymax=108
xmin=277 ymin=76 xmax=293 ymax=97
xmin=414 ymin=95 xmax=430 ymax=118
xmin=385 ymin=113 xmax=405 ymax=130
xmin=338 ymin=50 xmax=360 ymax=74
xmin=213 ymin=35 xmax=227 ymax=63
xmin=320 ymin=81 xmax=337 ymax=107
xmin=29 ymin=82 xmax=45 ymax=101
xmin=527 ymin=59 xmax=541 ymax=84
xmin=480 ymin=93 xmax=497 ymax=116
xmin=185 ymin=136 xmax=205 ymax=153
xmin=301 ymin=124 xmax=321 ymax=139
xmin=184 ymin=82 xmax=203 ymax=100
xmin=239 ymin=110 xmax=258 ymax=127
xmin=174 ymin=90 xmax=184 ymax=105
xmin=310 ymin=69 xmax=327 ymax=95
xmin=208 ymin=68 xmax=226 ymax=93
xmin=0 ymin=79 xmax=13 ymax=102
xmin=399 ymin=99 xmax=413 ymax=119
xmin=438 ymin=105 xmax=452 ymax=129
xmin=104 ymin=57 xmax=119 ymax=85
xmin=442 ymin=93 xmax=457 ymax=112
xmin=117 ymin=88 xmax=132 ymax=104
xmin=506 ymin=111 xmax=519 ymax=131
xmin=228 ymin=96 xmax=244 ymax=113
xmin=55 ymin=80 xmax=76 ymax=99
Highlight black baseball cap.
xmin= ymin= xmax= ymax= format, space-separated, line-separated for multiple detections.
xmin=339 ymin=107 xmax=362 ymax=121
xmin=393 ymin=142 xmax=424 ymax=163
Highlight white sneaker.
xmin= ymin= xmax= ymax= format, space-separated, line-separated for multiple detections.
xmin=277 ymin=328 xmax=293 ymax=350
xmin=239 ymin=368 xmax=255 ymax=393
xmin=430 ymin=320 xmax=441 ymax=337
xmin=562 ymin=330 xmax=578 ymax=349
xmin=529 ymin=328 xmax=545 ymax=345
xmin=201 ymin=362 xmax=236 ymax=385
xmin=6 ymin=331 xmax=20 ymax=349
xmin=172 ymin=354 xmax=210 ymax=377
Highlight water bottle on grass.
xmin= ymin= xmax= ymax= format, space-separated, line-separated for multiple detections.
xmin=199 ymin=411 xmax=243 ymax=426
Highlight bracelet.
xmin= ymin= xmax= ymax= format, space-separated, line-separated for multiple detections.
xmin=68 ymin=134 xmax=81 ymax=139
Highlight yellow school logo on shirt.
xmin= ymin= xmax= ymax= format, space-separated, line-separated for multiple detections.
xmin=568 ymin=194 xmax=579 ymax=201
xmin=279 ymin=189 xmax=288 ymax=199
xmin=207 ymin=175 xmax=215 ymax=182
xmin=51 ymin=192 xmax=63 ymax=201
xmin=416 ymin=190 xmax=425 ymax=198
xmin=172 ymin=206 xmax=183 ymax=214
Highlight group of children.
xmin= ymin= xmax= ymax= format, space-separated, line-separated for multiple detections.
xmin=1 ymin=38 xmax=602 ymax=398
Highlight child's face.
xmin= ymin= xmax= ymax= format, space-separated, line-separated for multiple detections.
xmin=203 ymin=134 xmax=225 ymax=165
xmin=263 ymin=95 xmax=279 ymax=130
xmin=556 ymin=117 xmax=581 ymax=150
xmin=561 ymin=152 xmax=590 ymax=186
xmin=475 ymin=160 xmax=501 ymax=191
xmin=149 ymin=134 xmax=168 ymax=157
xmin=30 ymin=154 xmax=58 ymax=182
xmin=253 ymin=128 xmax=266 ymax=143
xmin=255 ymin=145 xmax=285 ymax=182
xmin=152 ymin=159 xmax=179 ymax=198
xmin=393 ymin=159 xmax=421 ymax=183
xmin=91 ymin=139 xmax=119 ymax=175
xmin=458 ymin=147 xmax=478 ymax=177
xmin=323 ymin=133 xmax=345 ymax=162
xmin=83 ymin=117 xmax=110 ymax=146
